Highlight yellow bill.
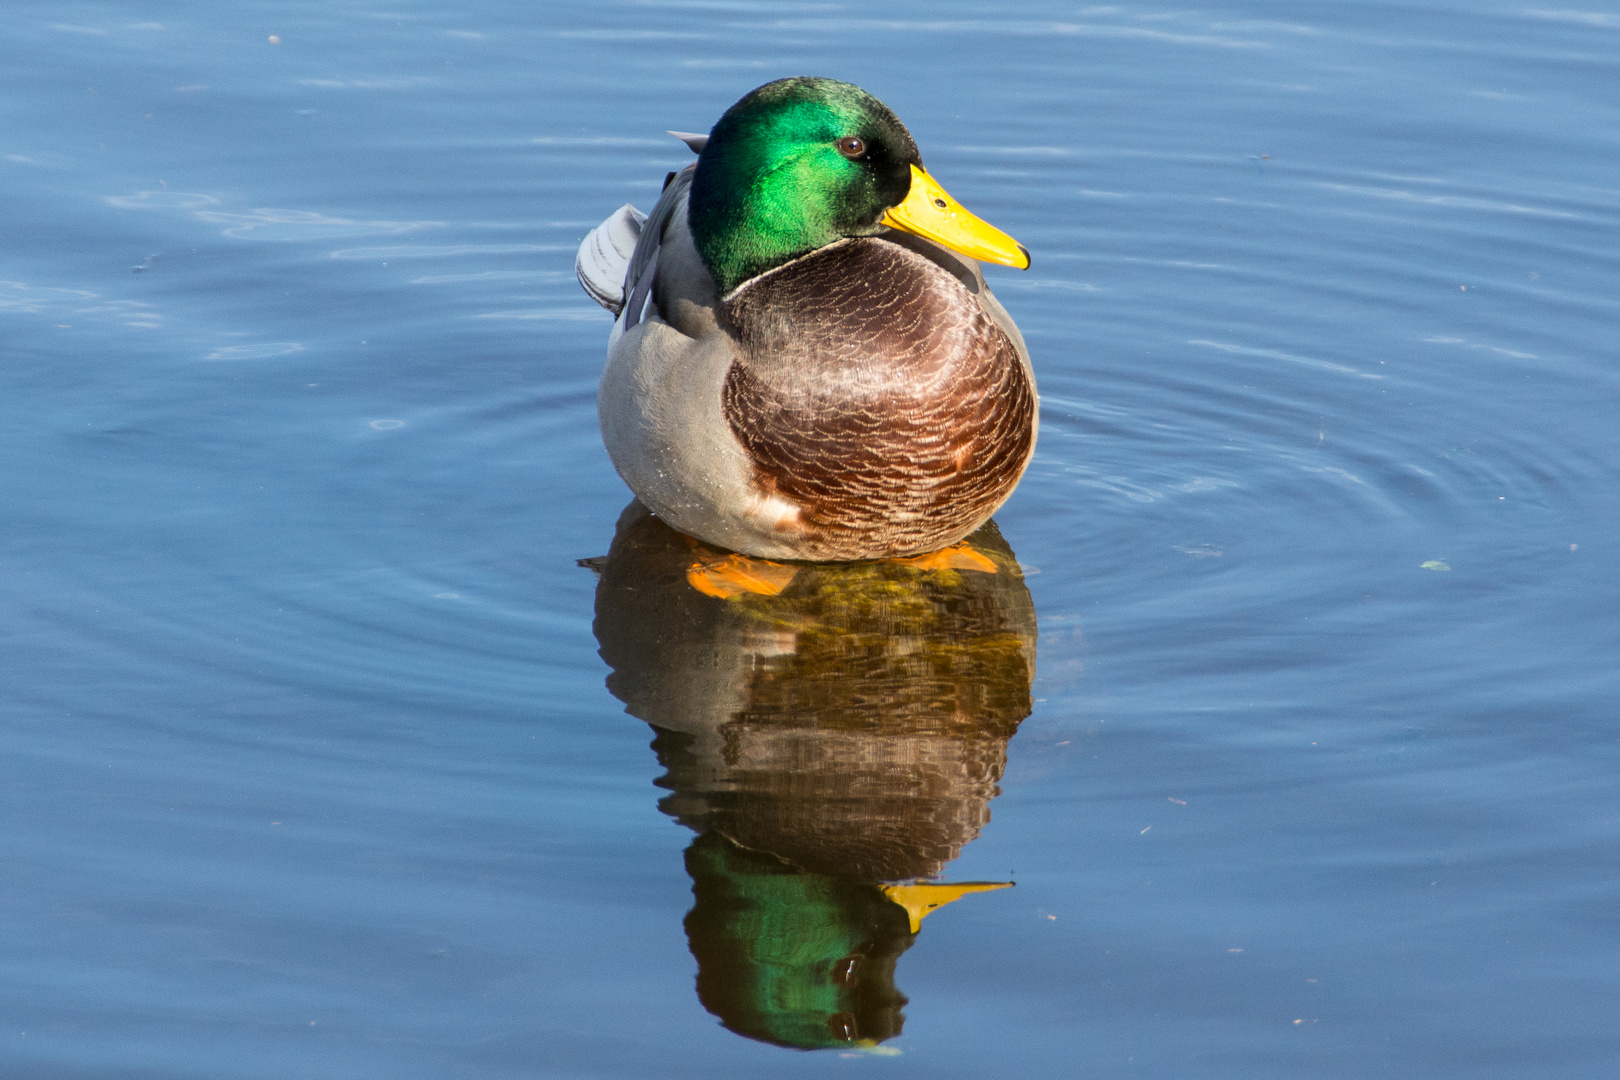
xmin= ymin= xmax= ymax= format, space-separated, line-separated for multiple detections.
xmin=880 ymin=164 xmax=1030 ymax=270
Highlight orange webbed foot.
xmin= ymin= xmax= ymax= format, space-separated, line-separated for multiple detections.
xmin=685 ymin=548 xmax=800 ymax=599
xmin=890 ymin=540 xmax=999 ymax=574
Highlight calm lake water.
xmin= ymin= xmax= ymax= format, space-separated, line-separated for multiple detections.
xmin=4 ymin=2 xmax=1618 ymax=1076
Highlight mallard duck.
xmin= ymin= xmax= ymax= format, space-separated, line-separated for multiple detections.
xmin=577 ymin=77 xmax=1036 ymax=562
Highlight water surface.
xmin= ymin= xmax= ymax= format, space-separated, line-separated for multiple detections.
xmin=3 ymin=2 xmax=1618 ymax=1077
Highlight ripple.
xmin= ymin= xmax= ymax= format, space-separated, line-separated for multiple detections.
xmin=329 ymin=244 xmax=566 ymax=259
xmin=205 ymin=342 xmax=305 ymax=360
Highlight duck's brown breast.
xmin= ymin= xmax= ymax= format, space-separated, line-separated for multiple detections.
xmin=721 ymin=238 xmax=1035 ymax=560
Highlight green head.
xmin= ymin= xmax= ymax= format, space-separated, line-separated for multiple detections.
xmin=689 ymin=77 xmax=921 ymax=295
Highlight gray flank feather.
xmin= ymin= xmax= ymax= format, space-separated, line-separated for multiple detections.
xmin=621 ymin=164 xmax=694 ymax=327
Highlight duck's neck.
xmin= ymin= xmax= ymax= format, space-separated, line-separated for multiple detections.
xmin=688 ymin=153 xmax=851 ymax=295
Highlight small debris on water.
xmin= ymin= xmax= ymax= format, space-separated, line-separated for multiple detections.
xmin=1421 ymin=560 xmax=1451 ymax=571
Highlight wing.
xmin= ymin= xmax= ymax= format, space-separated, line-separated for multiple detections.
xmin=578 ymin=130 xmax=705 ymax=319
xmin=620 ymin=164 xmax=695 ymax=330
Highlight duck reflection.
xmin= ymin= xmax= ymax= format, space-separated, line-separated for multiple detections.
xmin=589 ymin=502 xmax=1036 ymax=1050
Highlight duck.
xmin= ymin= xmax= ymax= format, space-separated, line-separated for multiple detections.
xmin=576 ymin=77 xmax=1036 ymax=563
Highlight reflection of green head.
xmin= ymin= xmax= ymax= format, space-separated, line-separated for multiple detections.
xmin=684 ymin=832 xmax=914 ymax=1050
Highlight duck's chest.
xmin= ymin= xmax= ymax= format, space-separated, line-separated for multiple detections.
xmin=721 ymin=238 xmax=1014 ymax=412
xmin=717 ymin=238 xmax=1035 ymax=557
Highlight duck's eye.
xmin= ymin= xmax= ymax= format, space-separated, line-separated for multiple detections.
xmin=835 ymin=136 xmax=866 ymax=159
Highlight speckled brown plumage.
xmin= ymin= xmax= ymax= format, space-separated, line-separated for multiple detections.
xmin=721 ymin=238 xmax=1035 ymax=560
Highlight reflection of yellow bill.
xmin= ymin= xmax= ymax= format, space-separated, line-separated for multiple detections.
xmin=882 ymin=880 xmax=1014 ymax=933
xmin=881 ymin=164 xmax=1030 ymax=269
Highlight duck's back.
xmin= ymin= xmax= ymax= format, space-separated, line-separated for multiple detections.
xmin=721 ymin=238 xmax=1036 ymax=560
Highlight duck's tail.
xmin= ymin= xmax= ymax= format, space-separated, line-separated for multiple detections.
xmin=576 ymin=203 xmax=646 ymax=315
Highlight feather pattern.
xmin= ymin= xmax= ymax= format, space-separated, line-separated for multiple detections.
xmin=721 ymin=238 xmax=1035 ymax=560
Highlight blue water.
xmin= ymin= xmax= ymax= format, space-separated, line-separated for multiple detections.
xmin=4 ymin=1 xmax=1618 ymax=1076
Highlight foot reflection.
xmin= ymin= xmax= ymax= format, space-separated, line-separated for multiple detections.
xmin=589 ymin=501 xmax=1037 ymax=1051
